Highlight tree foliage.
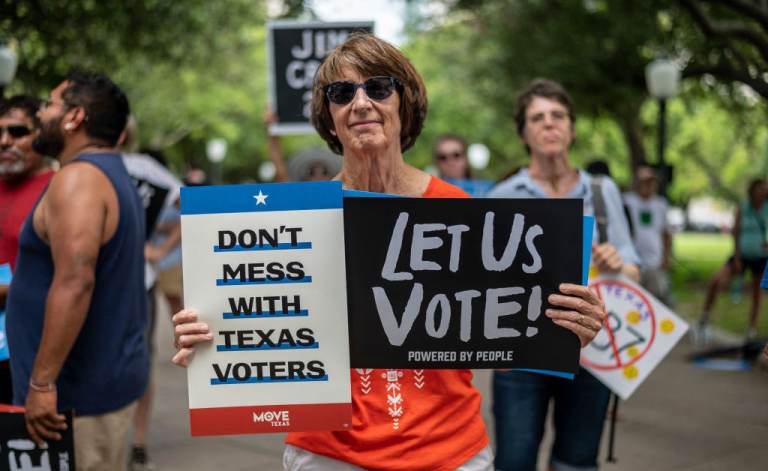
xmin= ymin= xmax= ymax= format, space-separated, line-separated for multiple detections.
xmin=3 ymin=0 xmax=766 ymax=200
xmin=447 ymin=0 xmax=669 ymax=170
xmin=2 ymin=0 xmax=281 ymax=179
xmin=676 ymin=0 xmax=768 ymax=100
xmin=439 ymin=0 xmax=768 ymax=202
xmin=1 ymin=1 xmax=263 ymax=94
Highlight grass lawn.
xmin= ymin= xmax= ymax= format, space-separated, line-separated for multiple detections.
xmin=669 ymin=232 xmax=768 ymax=337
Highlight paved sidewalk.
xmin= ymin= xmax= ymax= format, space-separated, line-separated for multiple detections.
xmin=146 ymin=301 xmax=768 ymax=470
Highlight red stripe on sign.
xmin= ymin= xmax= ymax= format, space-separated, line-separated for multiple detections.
xmin=189 ymin=403 xmax=352 ymax=436
xmin=0 ymin=404 xmax=25 ymax=413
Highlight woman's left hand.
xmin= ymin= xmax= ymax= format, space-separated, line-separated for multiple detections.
xmin=546 ymin=283 xmax=606 ymax=347
xmin=592 ymin=242 xmax=623 ymax=274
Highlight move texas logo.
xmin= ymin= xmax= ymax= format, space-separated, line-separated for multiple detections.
xmin=253 ymin=409 xmax=290 ymax=427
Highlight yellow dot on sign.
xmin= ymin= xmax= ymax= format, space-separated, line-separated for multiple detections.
xmin=623 ymin=365 xmax=639 ymax=380
xmin=589 ymin=266 xmax=600 ymax=280
xmin=626 ymin=310 xmax=641 ymax=325
xmin=661 ymin=319 xmax=675 ymax=333
xmin=627 ymin=346 xmax=640 ymax=358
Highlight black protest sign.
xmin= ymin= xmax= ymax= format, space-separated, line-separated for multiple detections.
xmin=267 ymin=21 xmax=374 ymax=134
xmin=344 ymin=197 xmax=583 ymax=372
xmin=0 ymin=409 xmax=74 ymax=471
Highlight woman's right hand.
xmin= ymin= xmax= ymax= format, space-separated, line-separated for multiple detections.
xmin=171 ymin=309 xmax=213 ymax=367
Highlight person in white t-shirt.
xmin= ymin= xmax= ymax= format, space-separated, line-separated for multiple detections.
xmin=623 ymin=165 xmax=672 ymax=304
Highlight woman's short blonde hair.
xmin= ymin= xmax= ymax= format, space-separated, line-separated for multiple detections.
xmin=311 ymin=32 xmax=428 ymax=155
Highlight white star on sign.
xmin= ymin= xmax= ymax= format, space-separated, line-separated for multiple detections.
xmin=254 ymin=190 xmax=269 ymax=206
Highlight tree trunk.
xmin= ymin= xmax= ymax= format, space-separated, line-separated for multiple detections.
xmin=616 ymin=108 xmax=648 ymax=174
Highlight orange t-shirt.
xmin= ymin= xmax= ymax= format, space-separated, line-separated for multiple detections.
xmin=286 ymin=177 xmax=489 ymax=471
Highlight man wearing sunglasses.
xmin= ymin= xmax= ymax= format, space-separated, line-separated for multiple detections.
xmin=432 ymin=134 xmax=494 ymax=197
xmin=0 ymin=95 xmax=55 ymax=405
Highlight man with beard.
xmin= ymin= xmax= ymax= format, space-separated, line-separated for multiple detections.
xmin=0 ymin=95 xmax=54 ymax=404
xmin=5 ymin=71 xmax=149 ymax=471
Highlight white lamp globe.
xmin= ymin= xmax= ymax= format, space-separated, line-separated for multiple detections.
xmin=645 ymin=59 xmax=680 ymax=99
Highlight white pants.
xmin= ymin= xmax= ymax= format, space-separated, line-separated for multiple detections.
xmin=283 ymin=444 xmax=494 ymax=471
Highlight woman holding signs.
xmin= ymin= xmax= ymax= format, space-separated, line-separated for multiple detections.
xmin=488 ymin=79 xmax=640 ymax=471
xmin=172 ymin=34 xmax=607 ymax=470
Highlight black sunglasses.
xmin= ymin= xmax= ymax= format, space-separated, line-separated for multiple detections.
xmin=436 ymin=151 xmax=464 ymax=162
xmin=324 ymin=76 xmax=402 ymax=105
xmin=0 ymin=125 xmax=32 ymax=138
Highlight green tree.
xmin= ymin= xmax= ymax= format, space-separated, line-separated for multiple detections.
xmin=676 ymin=0 xmax=768 ymax=100
xmin=1 ymin=1 xmax=290 ymax=180
xmin=448 ymin=0 xmax=665 ymax=171
xmin=435 ymin=0 xmax=768 ymax=201
xmin=1 ymin=1 xmax=264 ymax=94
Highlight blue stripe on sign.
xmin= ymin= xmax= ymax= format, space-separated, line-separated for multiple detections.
xmin=181 ymin=181 xmax=342 ymax=215
xmin=216 ymin=276 xmax=313 ymax=286
xmin=514 ymin=368 xmax=575 ymax=380
xmin=342 ymin=189 xmax=403 ymax=199
xmin=223 ymin=310 xmax=309 ymax=319
xmin=216 ymin=342 xmax=319 ymax=352
xmin=582 ymin=215 xmax=594 ymax=286
xmin=211 ymin=375 xmax=329 ymax=385
xmin=213 ymin=242 xmax=313 ymax=252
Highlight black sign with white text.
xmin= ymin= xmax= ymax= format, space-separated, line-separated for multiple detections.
xmin=344 ymin=197 xmax=583 ymax=372
xmin=0 ymin=409 xmax=75 ymax=471
xmin=267 ymin=21 xmax=374 ymax=134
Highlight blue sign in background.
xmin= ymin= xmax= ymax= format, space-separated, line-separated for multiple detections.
xmin=0 ymin=263 xmax=11 ymax=361
xmin=762 ymin=263 xmax=768 ymax=289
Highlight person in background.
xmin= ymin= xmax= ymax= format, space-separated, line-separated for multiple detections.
xmin=584 ymin=160 xmax=610 ymax=178
xmin=763 ymin=264 xmax=768 ymax=359
xmin=432 ymin=133 xmax=494 ymax=197
xmin=265 ymin=107 xmax=342 ymax=182
xmin=6 ymin=70 xmax=149 ymax=470
xmin=171 ymin=34 xmax=607 ymax=471
xmin=184 ymin=166 xmax=210 ymax=186
xmin=142 ymin=148 xmax=184 ymax=323
xmin=623 ymin=165 xmax=673 ymax=304
xmin=119 ymin=119 xmax=182 ymax=471
xmin=585 ymin=158 xmax=635 ymax=236
xmin=488 ymin=78 xmax=640 ymax=471
xmin=0 ymin=95 xmax=54 ymax=404
xmin=697 ymin=178 xmax=768 ymax=343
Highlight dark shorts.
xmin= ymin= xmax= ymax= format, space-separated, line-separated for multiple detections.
xmin=728 ymin=256 xmax=768 ymax=277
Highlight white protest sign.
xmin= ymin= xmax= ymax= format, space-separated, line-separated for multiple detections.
xmin=582 ymin=274 xmax=688 ymax=400
xmin=181 ymin=181 xmax=351 ymax=435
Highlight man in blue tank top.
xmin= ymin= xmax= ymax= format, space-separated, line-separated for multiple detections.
xmin=6 ymin=70 xmax=149 ymax=471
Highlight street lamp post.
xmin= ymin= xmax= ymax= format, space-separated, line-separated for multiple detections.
xmin=467 ymin=143 xmax=491 ymax=171
xmin=0 ymin=41 xmax=18 ymax=100
xmin=206 ymin=138 xmax=228 ymax=184
xmin=645 ymin=58 xmax=680 ymax=197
